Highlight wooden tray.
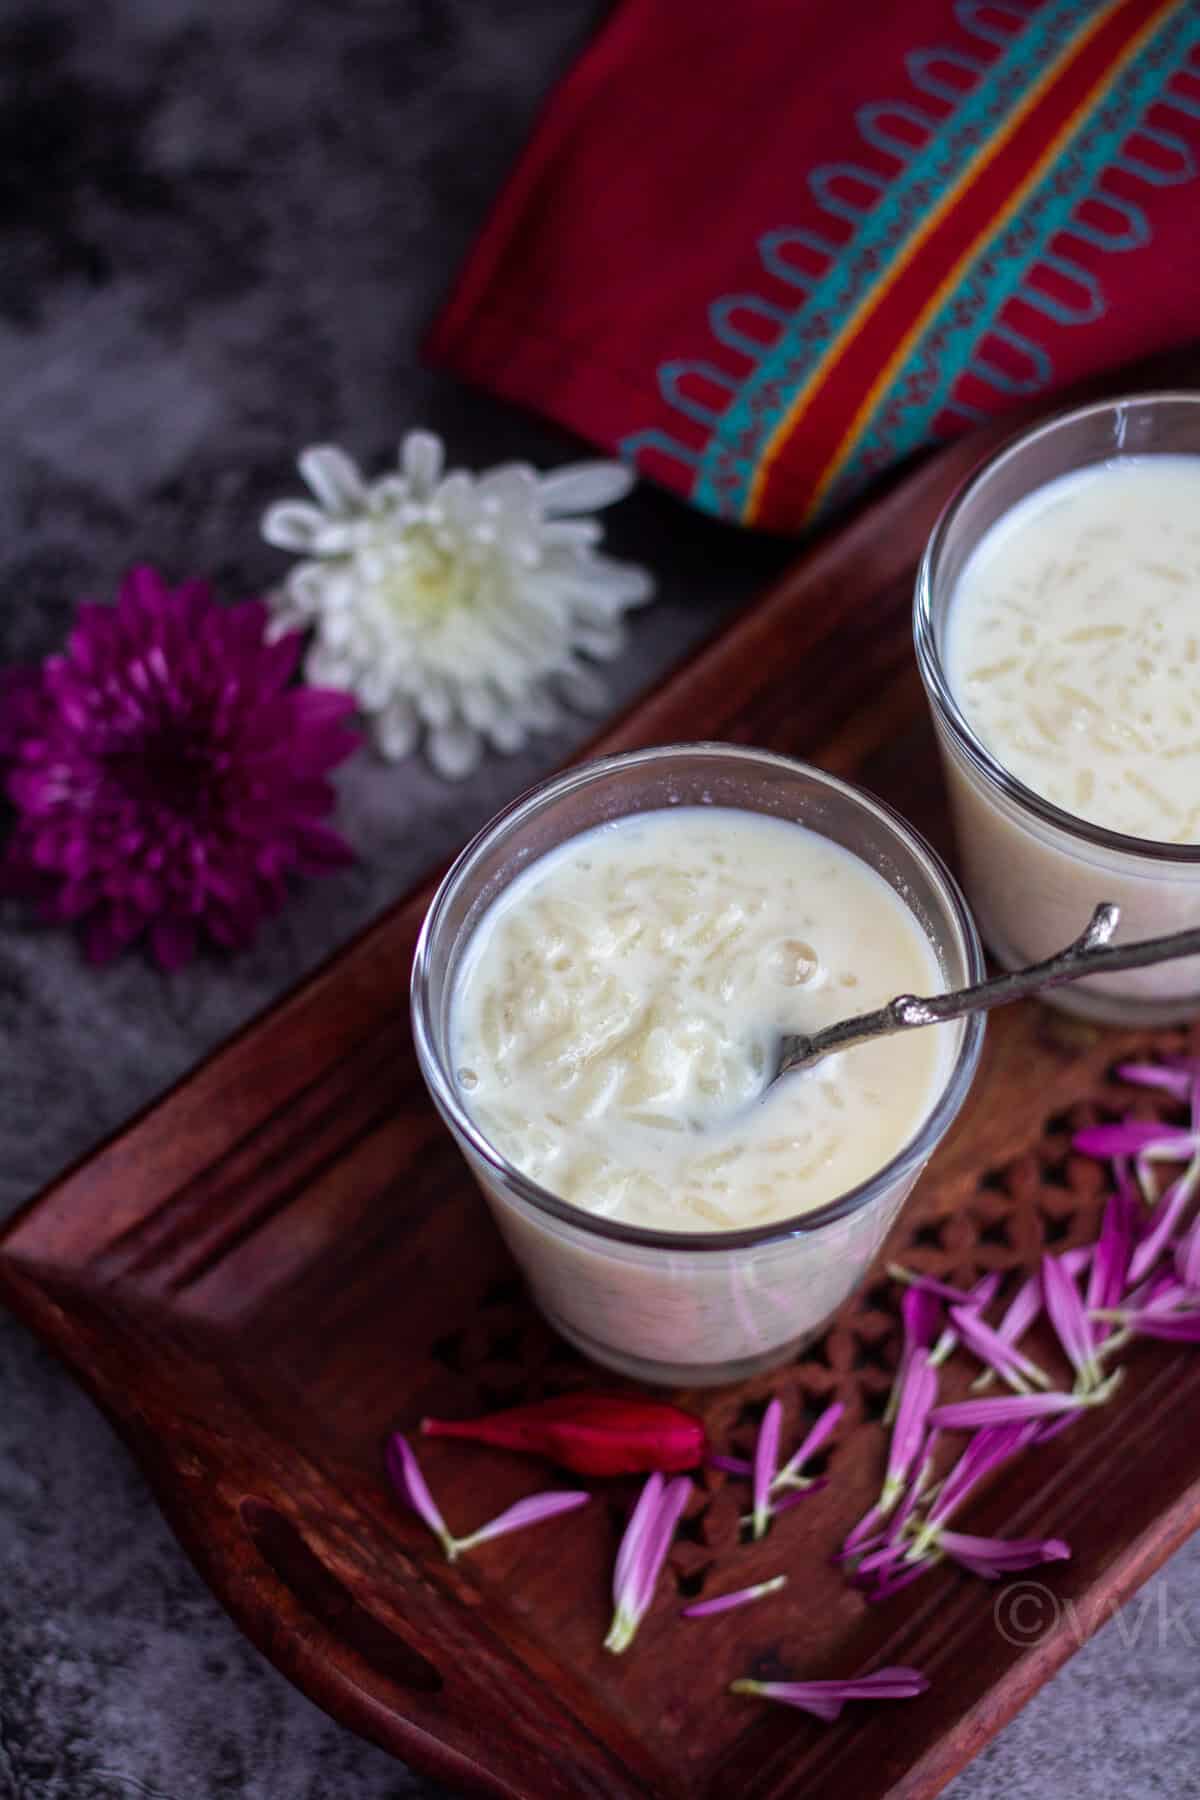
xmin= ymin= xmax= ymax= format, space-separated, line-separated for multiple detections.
xmin=6 ymin=354 xmax=1200 ymax=1800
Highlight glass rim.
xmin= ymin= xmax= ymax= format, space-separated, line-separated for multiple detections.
xmin=915 ymin=388 xmax=1200 ymax=866
xmin=410 ymin=742 xmax=986 ymax=1253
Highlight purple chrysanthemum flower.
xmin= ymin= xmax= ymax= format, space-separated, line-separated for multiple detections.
xmin=0 ymin=566 xmax=359 ymax=967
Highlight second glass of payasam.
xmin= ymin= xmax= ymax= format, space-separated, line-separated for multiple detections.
xmin=412 ymin=744 xmax=984 ymax=1386
xmin=917 ymin=391 xmax=1200 ymax=1026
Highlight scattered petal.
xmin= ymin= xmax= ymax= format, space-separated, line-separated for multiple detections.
xmin=752 ymin=1398 xmax=782 ymax=1539
xmin=995 ymin=1246 xmax=1090 ymax=1362
xmin=930 ymin=1386 xmax=1114 ymax=1431
xmin=938 ymin=1529 xmax=1070 ymax=1579
xmin=613 ymin=1473 xmax=664 ymax=1618
xmin=868 ymin=1562 xmax=936 ymax=1603
xmin=1087 ymin=1191 xmax=1138 ymax=1340
xmin=682 ymin=1575 xmax=786 ymax=1619
xmin=1176 ymin=1213 xmax=1200 ymax=1291
xmin=951 ymin=1303 xmax=1051 ymax=1394
xmin=731 ymin=1667 xmax=929 ymax=1723
xmin=926 ymin=1423 xmax=1038 ymax=1535
xmin=385 ymin=1433 xmax=455 ymax=1558
xmin=1116 ymin=1062 xmax=1193 ymax=1103
xmin=1129 ymin=1157 xmax=1200 ymax=1284
xmin=605 ymin=1474 xmax=691 ymax=1654
xmin=709 ymin=1454 xmax=753 ymax=1478
xmin=1074 ymin=1121 xmax=1192 ymax=1160
xmin=885 ymin=1288 xmax=942 ymax=1422
xmin=1115 ymin=1308 xmax=1200 ymax=1342
xmin=1041 ymin=1253 xmax=1099 ymax=1390
xmin=882 ymin=1348 xmax=937 ymax=1511
xmin=769 ymin=1479 xmax=830 ymax=1514
xmin=932 ymin=1271 xmax=1003 ymax=1366
xmin=774 ymin=1400 xmax=843 ymax=1492
xmin=841 ymin=1503 xmax=885 ymax=1559
xmin=887 ymin=1266 xmax=976 ymax=1305
xmin=453 ymin=1489 xmax=589 ymax=1555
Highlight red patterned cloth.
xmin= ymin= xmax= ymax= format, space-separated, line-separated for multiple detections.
xmin=428 ymin=0 xmax=1200 ymax=531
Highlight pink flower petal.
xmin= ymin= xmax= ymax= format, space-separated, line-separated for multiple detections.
xmin=770 ymin=1478 xmax=830 ymax=1514
xmin=455 ymin=1490 xmax=589 ymax=1554
xmin=868 ymin=1561 xmax=935 ymax=1602
xmin=1087 ymin=1191 xmax=1138 ymax=1338
xmin=385 ymin=1432 xmax=452 ymax=1552
xmin=931 ymin=1271 xmax=1003 ymax=1367
xmin=927 ymin=1423 xmax=1038 ymax=1532
xmin=774 ymin=1400 xmax=844 ymax=1491
xmin=902 ymin=1285 xmax=944 ymax=1347
xmin=613 ymin=1472 xmax=663 ymax=1610
xmin=682 ymin=1574 xmax=786 ymax=1619
xmin=931 ymin=1391 xmax=1095 ymax=1431
xmin=1120 ymin=1309 xmax=1200 ymax=1342
xmin=752 ymin=1398 xmax=782 ymax=1538
xmin=1041 ymin=1253 xmax=1098 ymax=1387
xmin=731 ymin=1667 xmax=929 ymax=1721
xmin=630 ymin=1476 xmax=691 ymax=1621
xmin=606 ymin=1473 xmax=691 ymax=1653
xmin=1074 ymin=1121 xmax=1191 ymax=1159
xmin=938 ymin=1529 xmax=1070 ymax=1576
xmin=884 ymin=1347 xmax=937 ymax=1507
xmin=1116 ymin=1062 xmax=1193 ymax=1103
xmin=852 ymin=1541 xmax=908 ymax=1580
xmin=888 ymin=1266 xmax=977 ymax=1304
xmin=998 ymin=1248 xmax=1089 ymax=1351
xmin=885 ymin=1289 xmax=942 ymax=1422
xmin=841 ymin=1502 xmax=884 ymax=1559
xmin=995 ymin=1272 xmax=1043 ymax=1347
xmin=884 ymin=1442 xmax=937 ymax=1546
xmin=1176 ymin=1216 xmax=1200 ymax=1292
xmin=951 ymin=1303 xmax=1050 ymax=1392
xmin=708 ymin=1454 xmax=752 ymax=1478
xmin=1129 ymin=1160 xmax=1200 ymax=1285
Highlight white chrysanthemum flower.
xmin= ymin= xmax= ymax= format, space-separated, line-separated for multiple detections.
xmin=261 ymin=432 xmax=654 ymax=779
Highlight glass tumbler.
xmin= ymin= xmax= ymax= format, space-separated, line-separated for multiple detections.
xmin=411 ymin=744 xmax=984 ymax=1387
xmin=916 ymin=392 xmax=1200 ymax=1026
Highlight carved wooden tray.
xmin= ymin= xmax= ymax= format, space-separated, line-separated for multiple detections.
xmin=5 ymin=354 xmax=1200 ymax=1800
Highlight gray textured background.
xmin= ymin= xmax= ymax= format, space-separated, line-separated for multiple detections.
xmin=1 ymin=2 xmax=1197 ymax=1795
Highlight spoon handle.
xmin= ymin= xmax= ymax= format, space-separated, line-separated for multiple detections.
xmin=778 ymin=904 xmax=1200 ymax=1076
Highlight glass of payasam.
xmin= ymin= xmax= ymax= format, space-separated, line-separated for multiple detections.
xmin=916 ymin=392 xmax=1200 ymax=1028
xmin=411 ymin=744 xmax=983 ymax=1387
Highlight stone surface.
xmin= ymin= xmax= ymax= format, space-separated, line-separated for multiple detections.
xmin=0 ymin=2 xmax=1196 ymax=1795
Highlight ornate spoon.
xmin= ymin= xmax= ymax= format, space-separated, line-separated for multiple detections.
xmin=773 ymin=903 xmax=1200 ymax=1083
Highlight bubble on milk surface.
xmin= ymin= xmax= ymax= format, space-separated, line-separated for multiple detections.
xmin=769 ymin=939 xmax=819 ymax=987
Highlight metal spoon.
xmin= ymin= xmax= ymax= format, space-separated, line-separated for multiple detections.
xmin=772 ymin=903 xmax=1200 ymax=1084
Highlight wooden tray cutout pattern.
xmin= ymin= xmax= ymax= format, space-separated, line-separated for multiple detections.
xmin=5 ymin=350 xmax=1200 ymax=1800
